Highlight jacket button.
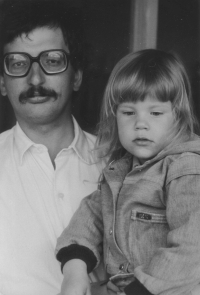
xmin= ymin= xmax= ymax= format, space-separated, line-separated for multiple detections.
xmin=109 ymin=228 xmax=113 ymax=235
xmin=119 ymin=264 xmax=124 ymax=270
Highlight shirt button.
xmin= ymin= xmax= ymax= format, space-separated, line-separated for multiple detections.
xmin=119 ymin=264 xmax=124 ymax=271
xmin=58 ymin=193 xmax=64 ymax=199
xmin=109 ymin=228 xmax=113 ymax=235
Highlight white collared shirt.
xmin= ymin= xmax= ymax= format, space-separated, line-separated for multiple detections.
xmin=0 ymin=118 xmax=104 ymax=295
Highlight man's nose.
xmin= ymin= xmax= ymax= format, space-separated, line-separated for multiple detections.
xmin=27 ymin=62 xmax=45 ymax=86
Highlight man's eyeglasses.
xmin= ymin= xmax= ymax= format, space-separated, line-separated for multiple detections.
xmin=3 ymin=49 xmax=70 ymax=77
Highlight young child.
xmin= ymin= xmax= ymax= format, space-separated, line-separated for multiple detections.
xmin=56 ymin=49 xmax=200 ymax=295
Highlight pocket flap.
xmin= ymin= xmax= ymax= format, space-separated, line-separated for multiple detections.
xmin=131 ymin=210 xmax=167 ymax=223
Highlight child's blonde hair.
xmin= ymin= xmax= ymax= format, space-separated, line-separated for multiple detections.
xmin=97 ymin=49 xmax=197 ymax=160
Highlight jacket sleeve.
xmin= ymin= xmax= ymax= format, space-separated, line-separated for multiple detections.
xmin=55 ymin=188 xmax=104 ymax=270
xmin=133 ymin=153 xmax=200 ymax=295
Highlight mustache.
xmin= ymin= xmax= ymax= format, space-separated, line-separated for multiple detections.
xmin=19 ymin=86 xmax=58 ymax=104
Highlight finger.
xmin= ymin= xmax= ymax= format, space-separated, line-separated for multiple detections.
xmin=107 ymin=281 xmax=120 ymax=292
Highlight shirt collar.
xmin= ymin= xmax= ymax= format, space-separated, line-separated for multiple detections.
xmin=67 ymin=117 xmax=97 ymax=165
xmin=14 ymin=117 xmax=97 ymax=166
xmin=14 ymin=122 xmax=36 ymax=165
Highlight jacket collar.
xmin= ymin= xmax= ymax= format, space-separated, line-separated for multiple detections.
xmin=104 ymin=153 xmax=133 ymax=182
xmin=105 ymin=134 xmax=200 ymax=175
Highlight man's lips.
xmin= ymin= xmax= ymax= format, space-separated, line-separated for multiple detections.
xmin=19 ymin=86 xmax=58 ymax=104
xmin=25 ymin=96 xmax=51 ymax=104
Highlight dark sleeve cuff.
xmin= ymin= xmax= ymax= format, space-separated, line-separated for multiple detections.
xmin=124 ymin=278 xmax=154 ymax=295
xmin=56 ymin=244 xmax=97 ymax=274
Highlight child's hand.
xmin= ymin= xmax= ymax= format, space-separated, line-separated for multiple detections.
xmin=191 ymin=284 xmax=200 ymax=295
xmin=90 ymin=281 xmax=118 ymax=295
xmin=59 ymin=259 xmax=91 ymax=295
xmin=107 ymin=281 xmax=121 ymax=293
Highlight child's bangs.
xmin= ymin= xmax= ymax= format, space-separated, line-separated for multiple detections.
xmin=112 ymin=66 xmax=177 ymax=105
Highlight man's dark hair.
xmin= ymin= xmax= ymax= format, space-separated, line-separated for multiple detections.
xmin=0 ymin=0 xmax=87 ymax=74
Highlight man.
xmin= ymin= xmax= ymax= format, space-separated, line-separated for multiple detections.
xmin=0 ymin=0 xmax=104 ymax=294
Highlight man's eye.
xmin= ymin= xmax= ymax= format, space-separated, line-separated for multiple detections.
xmin=46 ymin=59 xmax=61 ymax=65
xmin=12 ymin=61 xmax=27 ymax=68
xmin=151 ymin=112 xmax=163 ymax=116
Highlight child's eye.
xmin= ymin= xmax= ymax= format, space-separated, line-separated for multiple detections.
xmin=122 ymin=111 xmax=134 ymax=116
xmin=151 ymin=112 xmax=163 ymax=116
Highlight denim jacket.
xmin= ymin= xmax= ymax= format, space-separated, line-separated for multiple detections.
xmin=56 ymin=138 xmax=200 ymax=295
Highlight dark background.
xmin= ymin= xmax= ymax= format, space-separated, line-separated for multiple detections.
xmin=0 ymin=0 xmax=199 ymax=134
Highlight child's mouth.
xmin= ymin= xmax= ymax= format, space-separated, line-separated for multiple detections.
xmin=134 ymin=138 xmax=152 ymax=145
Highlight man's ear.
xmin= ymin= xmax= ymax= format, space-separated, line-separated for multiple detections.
xmin=73 ymin=70 xmax=83 ymax=91
xmin=0 ymin=75 xmax=7 ymax=96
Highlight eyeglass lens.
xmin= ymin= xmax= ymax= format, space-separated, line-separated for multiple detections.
xmin=4 ymin=50 xmax=68 ymax=76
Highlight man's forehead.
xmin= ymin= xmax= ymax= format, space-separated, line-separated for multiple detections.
xmin=4 ymin=27 xmax=68 ymax=54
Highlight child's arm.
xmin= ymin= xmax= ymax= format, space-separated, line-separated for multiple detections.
xmin=56 ymin=189 xmax=104 ymax=270
xmin=131 ymin=153 xmax=200 ymax=294
xmin=56 ymin=189 xmax=105 ymax=293
xmin=60 ymin=259 xmax=120 ymax=295
xmin=59 ymin=259 xmax=91 ymax=295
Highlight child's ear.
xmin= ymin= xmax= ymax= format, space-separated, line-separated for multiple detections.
xmin=0 ymin=76 xmax=7 ymax=96
xmin=73 ymin=70 xmax=82 ymax=92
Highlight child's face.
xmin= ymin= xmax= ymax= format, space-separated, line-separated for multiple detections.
xmin=116 ymin=96 xmax=174 ymax=164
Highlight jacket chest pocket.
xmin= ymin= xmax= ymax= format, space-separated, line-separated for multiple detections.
xmin=128 ymin=209 xmax=169 ymax=265
xmin=131 ymin=210 xmax=167 ymax=223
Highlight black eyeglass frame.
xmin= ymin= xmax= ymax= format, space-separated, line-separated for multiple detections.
xmin=3 ymin=49 xmax=70 ymax=77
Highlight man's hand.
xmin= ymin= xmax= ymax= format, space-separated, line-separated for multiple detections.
xmin=59 ymin=259 xmax=91 ymax=295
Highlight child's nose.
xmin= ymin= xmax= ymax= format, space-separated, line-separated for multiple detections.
xmin=135 ymin=116 xmax=149 ymax=130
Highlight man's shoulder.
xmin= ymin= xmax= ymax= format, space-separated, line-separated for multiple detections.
xmin=0 ymin=128 xmax=14 ymax=145
xmin=0 ymin=128 xmax=15 ymax=156
xmin=81 ymin=130 xmax=106 ymax=169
